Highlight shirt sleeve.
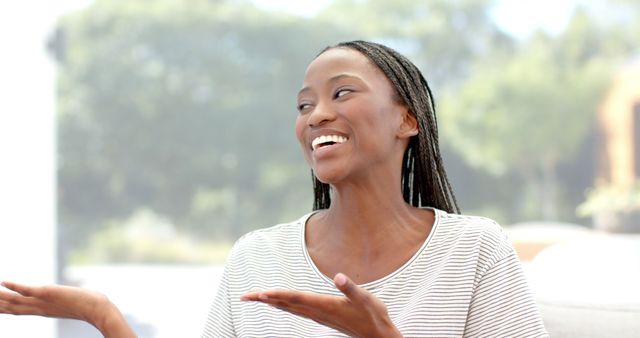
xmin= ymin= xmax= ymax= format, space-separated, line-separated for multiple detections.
xmin=463 ymin=247 xmax=548 ymax=337
xmin=201 ymin=264 xmax=235 ymax=337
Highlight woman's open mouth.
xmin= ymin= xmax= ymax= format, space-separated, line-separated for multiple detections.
xmin=311 ymin=135 xmax=348 ymax=151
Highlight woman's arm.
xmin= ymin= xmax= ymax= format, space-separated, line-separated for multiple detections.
xmin=0 ymin=281 xmax=136 ymax=338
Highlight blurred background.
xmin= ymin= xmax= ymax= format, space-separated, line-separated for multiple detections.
xmin=1 ymin=0 xmax=639 ymax=337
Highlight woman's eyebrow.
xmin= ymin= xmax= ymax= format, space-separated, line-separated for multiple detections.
xmin=298 ymin=73 xmax=364 ymax=97
xmin=328 ymin=73 xmax=362 ymax=83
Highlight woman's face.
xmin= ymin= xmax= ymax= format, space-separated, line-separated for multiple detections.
xmin=295 ymin=47 xmax=416 ymax=185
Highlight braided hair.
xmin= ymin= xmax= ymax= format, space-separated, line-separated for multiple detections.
xmin=311 ymin=40 xmax=460 ymax=214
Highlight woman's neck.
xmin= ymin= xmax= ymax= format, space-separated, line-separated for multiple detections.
xmin=328 ymin=183 xmax=412 ymax=231
xmin=305 ymin=178 xmax=435 ymax=284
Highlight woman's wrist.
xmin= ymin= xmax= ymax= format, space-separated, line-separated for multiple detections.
xmin=380 ymin=325 xmax=403 ymax=338
xmin=366 ymin=319 xmax=402 ymax=338
xmin=90 ymin=296 xmax=136 ymax=338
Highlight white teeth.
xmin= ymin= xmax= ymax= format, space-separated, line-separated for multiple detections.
xmin=311 ymin=135 xmax=348 ymax=150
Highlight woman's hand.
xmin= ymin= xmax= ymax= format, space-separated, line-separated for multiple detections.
xmin=240 ymin=273 xmax=402 ymax=338
xmin=0 ymin=281 xmax=136 ymax=338
xmin=0 ymin=281 xmax=107 ymax=322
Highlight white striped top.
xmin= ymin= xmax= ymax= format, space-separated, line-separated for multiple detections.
xmin=202 ymin=208 xmax=548 ymax=337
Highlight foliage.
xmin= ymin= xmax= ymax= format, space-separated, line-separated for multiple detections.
xmin=577 ymin=181 xmax=640 ymax=233
xmin=577 ymin=181 xmax=640 ymax=217
xmin=55 ymin=0 xmax=640 ymax=263
xmin=69 ymin=209 xmax=233 ymax=264
xmin=318 ymin=0 xmax=511 ymax=88
xmin=56 ymin=0 xmax=350 ymax=259
xmin=57 ymin=0 xmax=511 ymax=263
xmin=439 ymin=9 xmax=614 ymax=220
xmin=442 ymin=10 xmax=610 ymax=174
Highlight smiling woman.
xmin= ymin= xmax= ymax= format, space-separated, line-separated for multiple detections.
xmin=0 ymin=40 xmax=548 ymax=337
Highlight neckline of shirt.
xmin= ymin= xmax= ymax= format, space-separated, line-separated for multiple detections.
xmin=298 ymin=207 xmax=442 ymax=289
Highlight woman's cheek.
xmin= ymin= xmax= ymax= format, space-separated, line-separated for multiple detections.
xmin=294 ymin=115 xmax=306 ymax=143
xmin=294 ymin=115 xmax=311 ymax=162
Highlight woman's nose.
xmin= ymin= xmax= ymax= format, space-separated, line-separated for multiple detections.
xmin=307 ymin=102 xmax=336 ymax=127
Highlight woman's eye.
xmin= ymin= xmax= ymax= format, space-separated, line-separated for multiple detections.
xmin=297 ymin=103 xmax=311 ymax=112
xmin=335 ymin=89 xmax=352 ymax=98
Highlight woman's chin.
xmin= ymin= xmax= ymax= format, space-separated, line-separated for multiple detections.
xmin=313 ymin=169 xmax=346 ymax=185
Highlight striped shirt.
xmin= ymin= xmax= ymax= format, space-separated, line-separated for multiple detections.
xmin=202 ymin=208 xmax=548 ymax=337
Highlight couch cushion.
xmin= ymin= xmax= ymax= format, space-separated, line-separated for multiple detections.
xmin=528 ymin=235 xmax=640 ymax=337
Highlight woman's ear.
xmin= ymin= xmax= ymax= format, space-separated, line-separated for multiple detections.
xmin=397 ymin=108 xmax=419 ymax=139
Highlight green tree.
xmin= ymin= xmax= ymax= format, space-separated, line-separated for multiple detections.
xmin=55 ymin=0 xmax=353 ymax=262
xmin=440 ymin=9 xmax=612 ymax=220
xmin=318 ymin=0 xmax=511 ymax=88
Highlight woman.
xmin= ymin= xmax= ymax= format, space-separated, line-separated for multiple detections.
xmin=0 ymin=41 xmax=548 ymax=337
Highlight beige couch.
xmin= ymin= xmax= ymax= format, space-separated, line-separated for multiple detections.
xmin=519 ymin=229 xmax=640 ymax=337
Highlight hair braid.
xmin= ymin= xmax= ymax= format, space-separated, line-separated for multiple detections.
xmin=311 ymin=40 xmax=459 ymax=214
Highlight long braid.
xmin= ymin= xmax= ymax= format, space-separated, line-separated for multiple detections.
xmin=311 ymin=40 xmax=459 ymax=214
xmin=312 ymin=173 xmax=331 ymax=210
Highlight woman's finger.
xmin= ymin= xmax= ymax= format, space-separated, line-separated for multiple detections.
xmin=333 ymin=273 xmax=368 ymax=304
xmin=0 ymin=301 xmax=37 ymax=316
xmin=0 ymin=290 xmax=35 ymax=306
xmin=0 ymin=291 xmax=42 ymax=316
xmin=0 ymin=292 xmax=17 ymax=305
xmin=242 ymin=289 xmax=343 ymax=315
xmin=1 ymin=281 xmax=36 ymax=297
xmin=241 ymin=291 xmax=320 ymax=322
xmin=270 ymin=290 xmax=344 ymax=314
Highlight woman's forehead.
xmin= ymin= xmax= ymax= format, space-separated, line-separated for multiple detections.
xmin=302 ymin=48 xmax=382 ymax=86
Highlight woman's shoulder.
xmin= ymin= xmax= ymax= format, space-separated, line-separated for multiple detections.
xmin=432 ymin=209 xmax=514 ymax=261
xmin=225 ymin=212 xmax=312 ymax=261
xmin=435 ymin=208 xmax=505 ymax=238
xmin=238 ymin=212 xmax=310 ymax=241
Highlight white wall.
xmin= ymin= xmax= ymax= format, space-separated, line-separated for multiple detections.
xmin=0 ymin=2 xmax=58 ymax=337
